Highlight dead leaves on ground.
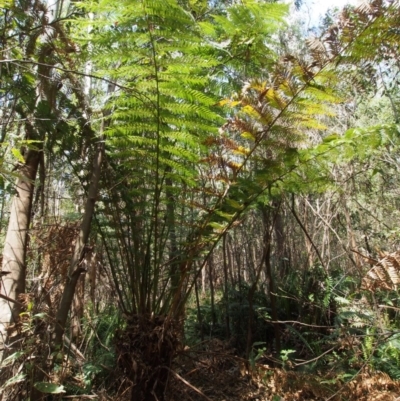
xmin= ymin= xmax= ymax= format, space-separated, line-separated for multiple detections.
xmin=164 ymin=340 xmax=400 ymax=401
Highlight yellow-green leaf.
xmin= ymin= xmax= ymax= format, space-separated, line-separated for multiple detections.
xmin=11 ymin=148 xmax=25 ymax=163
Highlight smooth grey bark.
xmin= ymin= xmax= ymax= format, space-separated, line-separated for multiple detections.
xmin=0 ymin=148 xmax=41 ymax=358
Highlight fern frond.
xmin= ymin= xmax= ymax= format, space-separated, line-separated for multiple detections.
xmin=362 ymin=250 xmax=400 ymax=291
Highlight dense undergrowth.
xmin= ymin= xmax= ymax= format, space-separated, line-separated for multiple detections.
xmin=2 ymin=260 xmax=400 ymax=400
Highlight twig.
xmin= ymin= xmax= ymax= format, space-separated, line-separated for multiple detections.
xmin=151 ymin=378 xmax=160 ymax=401
xmin=378 ymin=304 xmax=400 ymax=311
xmin=0 ymin=293 xmax=23 ymax=306
xmin=293 ymin=346 xmax=336 ymax=367
xmin=64 ymin=336 xmax=85 ymax=362
xmin=288 ymin=194 xmax=327 ymax=271
xmin=350 ymin=248 xmax=379 ymax=265
xmin=267 ymin=320 xmax=334 ymax=329
xmin=1 ymin=59 xmax=153 ymax=107
xmin=163 ymin=367 xmax=213 ymax=401
xmin=304 ymin=197 xmax=359 ymax=269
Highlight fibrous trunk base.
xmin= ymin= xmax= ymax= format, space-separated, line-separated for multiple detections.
xmin=115 ymin=314 xmax=180 ymax=401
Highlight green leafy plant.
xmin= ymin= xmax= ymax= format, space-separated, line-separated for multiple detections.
xmin=249 ymin=341 xmax=267 ymax=370
xmin=33 ymin=382 xmax=66 ymax=395
xmin=280 ymin=349 xmax=296 ymax=370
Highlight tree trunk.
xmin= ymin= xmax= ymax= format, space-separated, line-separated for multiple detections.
xmin=53 ymin=133 xmax=105 ymax=348
xmin=71 ymin=272 xmax=85 ymax=340
xmin=208 ymin=252 xmax=216 ymax=331
xmin=0 ymin=148 xmax=40 ymax=359
xmin=222 ymin=233 xmax=230 ymax=338
xmin=273 ymin=200 xmax=289 ymax=278
xmin=263 ymin=206 xmax=281 ymax=357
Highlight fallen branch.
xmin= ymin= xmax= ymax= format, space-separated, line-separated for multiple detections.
xmin=163 ymin=367 xmax=213 ymax=401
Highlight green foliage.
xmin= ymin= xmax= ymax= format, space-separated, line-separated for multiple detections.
xmin=374 ymin=333 xmax=400 ymax=379
xmin=185 ymin=284 xmax=272 ymax=351
xmin=362 ymin=327 xmax=375 ymax=361
xmin=249 ymin=341 xmax=267 ymax=369
xmin=0 ymin=373 xmax=26 ymax=394
xmin=34 ymin=382 xmax=66 ymax=394
xmin=81 ymin=305 xmax=120 ymax=383
xmin=280 ymin=349 xmax=296 ymax=370
xmin=200 ymin=1 xmax=288 ymax=84
xmin=185 ymin=292 xmax=225 ymax=343
xmin=78 ymin=0 xmax=228 ymax=314
xmin=79 ymin=0 xmax=297 ymax=324
xmin=328 ymin=291 xmax=400 ymax=380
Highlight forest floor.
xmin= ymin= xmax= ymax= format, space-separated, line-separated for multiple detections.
xmin=87 ymin=338 xmax=400 ymax=401
xmin=162 ymin=339 xmax=400 ymax=401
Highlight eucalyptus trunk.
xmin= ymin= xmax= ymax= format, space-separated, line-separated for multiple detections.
xmin=0 ymin=148 xmax=41 ymax=359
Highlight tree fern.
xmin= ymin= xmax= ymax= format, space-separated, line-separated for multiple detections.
xmin=74 ymin=0 xmax=227 ymax=315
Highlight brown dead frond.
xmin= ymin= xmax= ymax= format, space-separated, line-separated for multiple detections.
xmin=342 ymin=369 xmax=400 ymax=401
xmin=362 ymin=250 xmax=400 ymax=291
